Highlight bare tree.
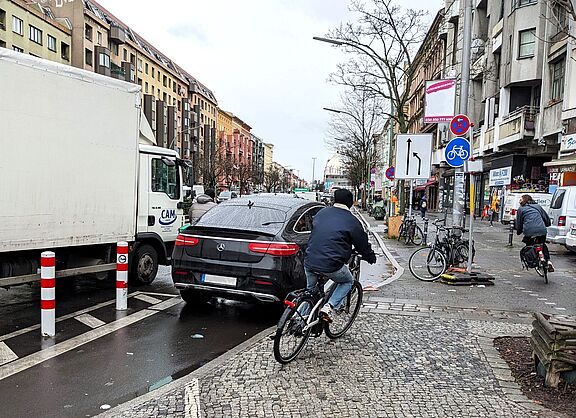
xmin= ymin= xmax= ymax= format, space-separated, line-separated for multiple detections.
xmin=319 ymin=0 xmax=429 ymax=134
xmin=213 ymin=149 xmax=236 ymax=191
xmin=263 ymin=166 xmax=281 ymax=192
xmin=235 ymin=162 xmax=253 ymax=196
xmin=327 ymin=88 xmax=385 ymax=208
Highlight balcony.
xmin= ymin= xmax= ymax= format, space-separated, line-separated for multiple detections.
xmin=472 ymin=131 xmax=481 ymax=155
xmin=110 ymin=62 xmax=125 ymax=79
xmin=484 ymin=126 xmax=495 ymax=150
xmin=497 ymin=106 xmax=537 ymax=146
xmin=109 ymin=26 xmax=126 ymax=44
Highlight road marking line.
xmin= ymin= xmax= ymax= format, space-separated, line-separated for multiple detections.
xmin=529 ymin=294 xmax=539 ymax=297
xmin=0 ymin=291 xmax=144 ymax=342
xmin=148 ymin=298 xmax=183 ymax=311
xmin=134 ymin=294 xmax=162 ymax=305
xmin=74 ymin=313 xmax=106 ymax=329
xmin=0 ymin=342 xmax=18 ymax=366
xmin=139 ymin=291 xmax=179 ymax=298
xmin=538 ymin=298 xmax=547 ymax=301
xmin=545 ymin=302 xmax=556 ymax=305
xmin=184 ymin=378 xmax=200 ymax=418
xmin=554 ymin=307 xmax=567 ymax=311
xmin=0 ymin=298 xmax=183 ymax=381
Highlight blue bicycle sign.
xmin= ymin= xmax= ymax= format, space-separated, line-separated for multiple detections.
xmin=445 ymin=137 xmax=471 ymax=167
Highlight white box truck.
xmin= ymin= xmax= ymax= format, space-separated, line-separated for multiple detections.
xmin=0 ymin=50 xmax=187 ymax=287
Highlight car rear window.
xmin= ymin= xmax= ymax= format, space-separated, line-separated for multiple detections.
xmin=195 ymin=204 xmax=287 ymax=234
xmin=550 ymin=189 xmax=565 ymax=209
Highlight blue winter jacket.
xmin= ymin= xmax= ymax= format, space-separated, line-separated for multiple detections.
xmin=304 ymin=205 xmax=375 ymax=273
xmin=516 ymin=203 xmax=551 ymax=237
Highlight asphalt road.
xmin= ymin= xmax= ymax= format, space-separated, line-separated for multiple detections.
xmin=0 ymin=267 xmax=280 ymax=418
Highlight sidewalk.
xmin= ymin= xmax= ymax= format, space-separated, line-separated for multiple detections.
xmin=96 ymin=212 xmax=570 ymax=418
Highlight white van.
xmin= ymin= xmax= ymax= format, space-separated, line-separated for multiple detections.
xmin=502 ymin=192 xmax=552 ymax=224
xmin=564 ymin=220 xmax=576 ymax=252
xmin=548 ymin=186 xmax=576 ymax=245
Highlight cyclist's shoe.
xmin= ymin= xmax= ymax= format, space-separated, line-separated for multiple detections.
xmin=319 ymin=304 xmax=334 ymax=323
xmin=547 ymin=261 xmax=555 ymax=273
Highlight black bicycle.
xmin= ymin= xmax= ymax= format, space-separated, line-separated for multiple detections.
xmin=520 ymin=238 xmax=550 ymax=284
xmin=397 ymin=215 xmax=423 ymax=245
xmin=408 ymin=220 xmax=474 ymax=281
xmin=273 ymin=253 xmax=363 ymax=364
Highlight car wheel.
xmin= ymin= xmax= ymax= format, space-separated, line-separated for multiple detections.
xmin=130 ymin=244 xmax=158 ymax=286
xmin=180 ymin=288 xmax=211 ymax=305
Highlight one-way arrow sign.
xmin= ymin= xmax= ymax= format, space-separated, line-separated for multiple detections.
xmin=394 ymin=134 xmax=432 ymax=180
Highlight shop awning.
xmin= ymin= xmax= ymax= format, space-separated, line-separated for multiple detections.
xmin=543 ymin=156 xmax=576 ymax=167
xmin=415 ymin=179 xmax=438 ymax=191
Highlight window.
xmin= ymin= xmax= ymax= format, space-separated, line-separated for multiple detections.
xmin=0 ymin=9 xmax=6 ymax=30
xmin=12 ymin=16 xmax=23 ymax=36
xmin=98 ymin=52 xmax=110 ymax=68
xmin=97 ymin=31 xmax=102 ymax=45
xmin=151 ymin=158 xmax=179 ymax=199
xmin=28 ymin=25 xmax=42 ymax=44
xmin=137 ymin=58 xmax=142 ymax=72
xmin=551 ymin=59 xmax=565 ymax=101
xmin=85 ymin=24 xmax=92 ymax=41
xmin=152 ymin=67 xmax=155 ymax=77
xmin=518 ymin=29 xmax=536 ymax=58
xmin=85 ymin=48 xmax=93 ymax=66
xmin=123 ymin=48 xmax=127 ymax=61
xmin=163 ymin=75 xmax=167 ymax=87
xmin=61 ymin=42 xmax=70 ymax=60
xmin=516 ymin=0 xmax=536 ymax=7
xmin=293 ymin=206 xmax=323 ymax=233
xmin=550 ymin=189 xmax=565 ymax=209
xmin=145 ymin=62 xmax=148 ymax=74
xmin=553 ymin=4 xmax=568 ymax=33
xmin=13 ymin=45 xmax=23 ymax=53
xmin=111 ymin=42 xmax=118 ymax=56
xmin=0 ymin=40 xmax=5 ymax=48
xmin=47 ymin=35 xmax=56 ymax=52
xmin=145 ymin=82 xmax=149 ymax=93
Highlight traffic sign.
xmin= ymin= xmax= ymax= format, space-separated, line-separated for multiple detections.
xmin=385 ymin=166 xmax=395 ymax=180
xmin=450 ymin=114 xmax=471 ymax=136
xmin=395 ymin=134 xmax=432 ymax=179
xmin=444 ymin=137 xmax=471 ymax=167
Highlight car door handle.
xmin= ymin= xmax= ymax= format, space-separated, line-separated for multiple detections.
xmin=148 ymin=215 xmax=155 ymax=226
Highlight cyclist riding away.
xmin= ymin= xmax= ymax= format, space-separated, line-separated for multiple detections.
xmin=515 ymin=194 xmax=554 ymax=272
xmin=304 ymin=189 xmax=377 ymax=323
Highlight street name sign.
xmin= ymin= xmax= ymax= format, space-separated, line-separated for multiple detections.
xmin=444 ymin=137 xmax=471 ymax=168
xmin=395 ymin=134 xmax=432 ymax=179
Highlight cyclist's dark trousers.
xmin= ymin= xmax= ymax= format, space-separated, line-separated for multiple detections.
xmin=523 ymin=235 xmax=550 ymax=260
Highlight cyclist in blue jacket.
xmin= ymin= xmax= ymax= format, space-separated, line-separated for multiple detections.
xmin=516 ymin=194 xmax=553 ymax=272
xmin=304 ymin=189 xmax=377 ymax=322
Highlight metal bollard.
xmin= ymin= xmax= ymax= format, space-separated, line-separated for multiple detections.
xmin=116 ymin=242 xmax=129 ymax=311
xmin=41 ymin=251 xmax=56 ymax=337
xmin=423 ymin=217 xmax=429 ymax=245
xmin=507 ymin=222 xmax=514 ymax=247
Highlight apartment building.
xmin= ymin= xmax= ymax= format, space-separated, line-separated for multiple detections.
xmin=263 ymin=143 xmax=274 ymax=173
xmin=407 ymin=0 xmax=575 ymax=213
xmin=0 ymin=0 xmax=71 ymax=63
xmin=250 ymin=133 xmax=266 ymax=190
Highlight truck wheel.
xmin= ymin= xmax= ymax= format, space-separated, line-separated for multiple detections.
xmin=180 ymin=288 xmax=211 ymax=305
xmin=131 ymin=244 xmax=158 ymax=285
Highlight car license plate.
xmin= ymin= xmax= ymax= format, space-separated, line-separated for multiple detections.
xmin=202 ymin=274 xmax=237 ymax=287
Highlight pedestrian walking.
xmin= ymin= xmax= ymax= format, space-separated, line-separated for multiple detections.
xmin=189 ymin=189 xmax=217 ymax=222
xmin=482 ymin=204 xmax=489 ymax=221
xmin=419 ymin=195 xmax=427 ymax=218
xmin=489 ymin=195 xmax=498 ymax=227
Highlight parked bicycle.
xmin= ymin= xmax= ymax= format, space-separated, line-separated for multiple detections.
xmin=397 ymin=215 xmax=423 ymax=245
xmin=520 ymin=238 xmax=550 ymax=284
xmin=408 ymin=219 xmax=475 ymax=281
xmin=273 ymin=253 xmax=363 ymax=364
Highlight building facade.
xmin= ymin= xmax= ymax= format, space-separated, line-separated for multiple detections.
xmin=0 ymin=0 xmax=72 ymax=64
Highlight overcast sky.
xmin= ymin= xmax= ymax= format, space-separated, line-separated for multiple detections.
xmin=97 ymin=0 xmax=443 ymax=183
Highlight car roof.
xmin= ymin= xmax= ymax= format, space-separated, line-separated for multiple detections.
xmin=219 ymin=196 xmax=321 ymax=213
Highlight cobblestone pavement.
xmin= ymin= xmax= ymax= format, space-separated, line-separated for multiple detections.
xmin=100 ymin=308 xmax=567 ymax=418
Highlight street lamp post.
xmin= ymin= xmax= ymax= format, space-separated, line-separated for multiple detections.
xmin=311 ymin=157 xmax=316 ymax=190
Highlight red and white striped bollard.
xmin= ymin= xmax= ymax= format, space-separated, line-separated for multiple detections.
xmin=116 ymin=242 xmax=129 ymax=310
xmin=41 ymin=251 xmax=56 ymax=337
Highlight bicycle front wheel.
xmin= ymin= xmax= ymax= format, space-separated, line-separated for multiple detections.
xmin=273 ymin=298 xmax=313 ymax=364
xmin=411 ymin=225 xmax=423 ymax=245
xmin=325 ymin=281 xmax=363 ymax=339
xmin=408 ymin=246 xmax=446 ymax=281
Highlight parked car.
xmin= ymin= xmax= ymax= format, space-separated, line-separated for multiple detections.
xmin=217 ymin=190 xmax=238 ymax=203
xmin=171 ymin=197 xmax=324 ymax=304
xmin=547 ymin=186 xmax=576 ymax=246
xmin=564 ymin=220 xmax=576 ymax=252
xmin=502 ymin=192 xmax=552 ymax=224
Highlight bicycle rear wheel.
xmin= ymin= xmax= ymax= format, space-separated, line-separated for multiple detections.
xmin=408 ymin=246 xmax=446 ymax=281
xmin=273 ymin=298 xmax=313 ymax=364
xmin=325 ymin=281 xmax=363 ymax=339
xmin=535 ymin=262 xmax=549 ymax=284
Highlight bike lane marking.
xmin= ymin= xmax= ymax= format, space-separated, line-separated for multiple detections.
xmin=0 ymin=296 xmax=182 ymax=381
xmin=0 ymin=342 xmax=18 ymax=366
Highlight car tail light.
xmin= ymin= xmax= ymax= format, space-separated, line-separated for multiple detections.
xmin=175 ymin=234 xmax=200 ymax=247
xmin=255 ymin=280 xmax=273 ymax=286
xmin=510 ymin=209 xmax=516 ymax=215
xmin=559 ymin=216 xmax=566 ymax=226
xmin=248 ymin=242 xmax=299 ymax=256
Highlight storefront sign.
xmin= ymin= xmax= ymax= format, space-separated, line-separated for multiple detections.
xmin=424 ymin=80 xmax=456 ymax=123
xmin=489 ymin=166 xmax=512 ymax=186
xmin=560 ymin=134 xmax=576 ymax=153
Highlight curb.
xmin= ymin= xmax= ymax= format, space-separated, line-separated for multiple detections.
xmin=355 ymin=209 xmax=404 ymax=287
xmin=97 ymin=325 xmax=276 ymax=417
